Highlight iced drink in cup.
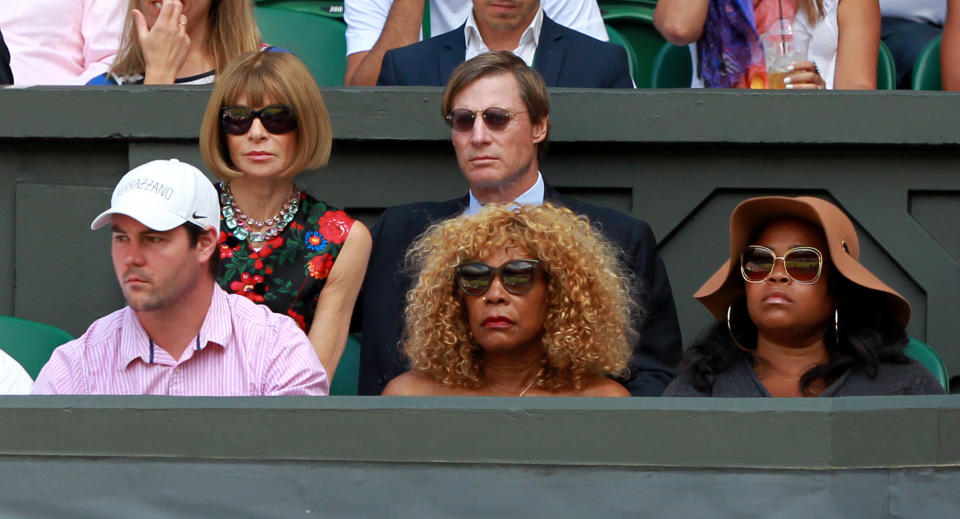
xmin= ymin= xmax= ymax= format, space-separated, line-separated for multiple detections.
xmin=762 ymin=24 xmax=811 ymax=89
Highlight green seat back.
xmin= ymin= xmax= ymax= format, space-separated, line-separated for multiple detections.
xmin=255 ymin=6 xmax=347 ymax=86
xmin=912 ymin=35 xmax=942 ymax=90
xmin=904 ymin=337 xmax=949 ymax=391
xmin=0 ymin=316 xmax=73 ymax=380
xmin=255 ymin=0 xmax=344 ymax=19
xmin=877 ymin=41 xmax=896 ymax=90
xmin=329 ymin=334 xmax=361 ymax=395
xmin=606 ymin=25 xmax=640 ymax=86
xmin=600 ymin=4 xmax=666 ymax=88
xmin=651 ymin=42 xmax=692 ymax=87
xmin=600 ymin=0 xmax=658 ymax=6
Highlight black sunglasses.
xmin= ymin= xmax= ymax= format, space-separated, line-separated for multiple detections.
xmin=455 ymin=259 xmax=541 ymax=296
xmin=219 ymin=104 xmax=298 ymax=135
xmin=445 ymin=107 xmax=528 ymax=132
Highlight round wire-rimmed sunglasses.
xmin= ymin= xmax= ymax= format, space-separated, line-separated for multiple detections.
xmin=445 ymin=107 xmax=528 ymax=132
xmin=740 ymin=245 xmax=824 ymax=284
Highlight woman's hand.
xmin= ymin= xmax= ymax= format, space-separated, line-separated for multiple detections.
xmin=783 ymin=61 xmax=827 ymax=90
xmin=132 ymin=0 xmax=191 ymax=84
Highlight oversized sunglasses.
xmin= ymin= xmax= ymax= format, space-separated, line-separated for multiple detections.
xmin=455 ymin=259 xmax=541 ymax=296
xmin=445 ymin=107 xmax=527 ymax=132
xmin=219 ymin=104 xmax=298 ymax=135
xmin=740 ymin=245 xmax=824 ymax=284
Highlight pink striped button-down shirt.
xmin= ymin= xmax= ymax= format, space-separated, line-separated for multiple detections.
xmin=32 ymin=284 xmax=329 ymax=396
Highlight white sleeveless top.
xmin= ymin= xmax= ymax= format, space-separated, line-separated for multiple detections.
xmin=689 ymin=0 xmax=840 ymax=89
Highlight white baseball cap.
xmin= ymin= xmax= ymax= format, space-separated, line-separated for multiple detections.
xmin=91 ymin=159 xmax=220 ymax=232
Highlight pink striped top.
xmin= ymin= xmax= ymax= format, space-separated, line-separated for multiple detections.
xmin=32 ymin=284 xmax=329 ymax=396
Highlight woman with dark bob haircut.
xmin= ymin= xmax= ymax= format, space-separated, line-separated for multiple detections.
xmin=665 ymin=196 xmax=944 ymax=397
xmin=384 ymin=203 xmax=634 ymax=397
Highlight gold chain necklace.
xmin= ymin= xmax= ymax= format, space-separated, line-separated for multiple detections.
xmin=517 ymin=378 xmax=537 ymax=397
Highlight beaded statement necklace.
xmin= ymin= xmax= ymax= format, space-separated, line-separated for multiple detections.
xmin=220 ymin=182 xmax=301 ymax=243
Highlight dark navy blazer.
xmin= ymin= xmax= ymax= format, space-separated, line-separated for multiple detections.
xmin=357 ymin=184 xmax=682 ymax=396
xmin=377 ymin=15 xmax=633 ymax=88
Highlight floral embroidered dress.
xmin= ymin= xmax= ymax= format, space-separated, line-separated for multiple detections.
xmin=215 ymin=185 xmax=355 ymax=332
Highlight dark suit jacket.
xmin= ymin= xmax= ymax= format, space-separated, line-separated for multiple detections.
xmin=358 ymin=184 xmax=682 ymax=396
xmin=377 ymin=15 xmax=632 ymax=88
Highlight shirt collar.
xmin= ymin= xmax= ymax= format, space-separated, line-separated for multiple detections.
xmin=465 ymin=171 xmax=544 ymax=216
xmin=118 ymin=283 xmax=233 ymax=369
xmin=198 ymin=284 xmax=234 ymax=351
xmin=522 ymin=8 xmax=544 ymax=49
xmin=464 ymin=7 xmax=544 ymax=64
xmin=118 ymin=306 xmax=151 ymax=368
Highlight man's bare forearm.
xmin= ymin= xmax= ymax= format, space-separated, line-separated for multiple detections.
xmin=345 ymin=0 xmax=426 ymax=85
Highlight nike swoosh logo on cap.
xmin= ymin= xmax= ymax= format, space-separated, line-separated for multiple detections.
xmin=192 ymin=212 xmax=206 ymax=219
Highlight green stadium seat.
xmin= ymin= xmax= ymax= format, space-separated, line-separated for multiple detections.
xmin=0 ymin=316 xmax=73 ymax=380
xmin=606 ymin=25 xmax=640 ymax=86
xmin=329 ymin=334 xmax=361 ymax=395
xmin=598 ymin=0 xmax=658 ymax=8
xmin=911 ymin=35 xmax=942 ymax=90
xmin=904 ymin=337 xmax=949 ymax=392
xmin=600 ymin=4 xmax=666 ymax=88
xmin=255 ymin=6 xmax=347 ymax=86
xmin=651 ymin=42 xmax=692 ymax=88
xmin=877 ymin=41 xmax=896 ymax=90
xmin=255 ymin=0 xmax=344 ymax=19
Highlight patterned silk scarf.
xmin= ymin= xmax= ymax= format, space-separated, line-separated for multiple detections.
xmin=697 ymin=0 xmax=798 ymax=88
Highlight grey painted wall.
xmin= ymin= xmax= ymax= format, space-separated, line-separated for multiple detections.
xmin=2 ymin=87 xmax=959 ymax=380
xmin=1 ymin=459 xmax=958 ymax=518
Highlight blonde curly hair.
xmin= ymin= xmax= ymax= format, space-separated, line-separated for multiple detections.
xmin=402 ymin=203 xmax=636 ymax=391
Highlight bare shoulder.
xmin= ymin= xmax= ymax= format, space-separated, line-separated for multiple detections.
xmin=381 ymin=371 xmax=442 ymax=396
xmin=346 ymin=219 xmax=371 ymax=243
xmin=579 ymin=375 xmax=631 ymax=397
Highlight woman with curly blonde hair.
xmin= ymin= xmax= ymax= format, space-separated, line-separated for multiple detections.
xmin=383 ymin=203 xmax=635 ymax=397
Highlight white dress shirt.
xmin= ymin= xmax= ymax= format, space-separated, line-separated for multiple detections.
xmin=0 ymin=348 xmax=32 ymax=394
xmin=344 ymin=0 xmax=607 ymax=56
xmin=464 ymin=8 xmax=544 ymax=65
xmin=464 ymin=172 xmax=545 ymax=216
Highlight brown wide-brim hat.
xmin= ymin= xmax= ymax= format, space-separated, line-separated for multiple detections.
xmin=694 ymin=196 xmax=910 ymax=327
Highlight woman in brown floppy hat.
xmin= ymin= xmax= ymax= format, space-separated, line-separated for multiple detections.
xmin=664 ymin=196 xmax=943 ymax=397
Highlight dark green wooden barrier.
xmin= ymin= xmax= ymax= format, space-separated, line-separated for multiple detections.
xmin=0 ymin=396 xmax=958 ymax=517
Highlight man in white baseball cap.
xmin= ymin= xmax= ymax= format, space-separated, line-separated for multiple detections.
xmin=34 ymin=159 xmax=329 ymax=396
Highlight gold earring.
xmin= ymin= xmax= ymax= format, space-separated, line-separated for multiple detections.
xmin=834 ymin=308 xmax=839 ymax=344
